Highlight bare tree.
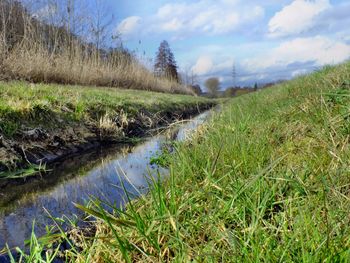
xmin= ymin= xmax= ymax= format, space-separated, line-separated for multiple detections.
xmin=0 ymin=0 xmax=27 ymax=50
xmin=190 ymin=70 xmax=198 ymax=86
xmin=205 ymin=77 xmax=220 ymax=97
xmin=89 ymin=0 xmax=114 ymax=52
xmin=181 ymin=65 xmax=198 ymax=86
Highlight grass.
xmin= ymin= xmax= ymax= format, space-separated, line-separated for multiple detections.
xmin=0 ymin=163 xmax=47 ymax=180
xmin=0 ymin=42 xmax=190 ymax=95
xmin=0 ymin=81 xmax=212 ymax=138
xmin=0 ymin=80 xmax=213 ymax=173
xmin=5 ymin=62 xmax=350 ymax=261
xmin=0 ymin=0 xmax=191 ymax=95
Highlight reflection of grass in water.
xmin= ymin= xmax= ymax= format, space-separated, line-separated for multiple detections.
xmin=0 ymin=164 xmax=47 ymax=180
xmin=0 ymin=145 xmax=132 ymax=214
xmin=150 ymin=147 xmax=172 ymax=168
xmin=17 ymin=62 xmax=350 ymax=262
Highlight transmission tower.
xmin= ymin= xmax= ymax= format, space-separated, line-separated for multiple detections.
xmin=232 ymin=63 xmax=236 ymax=88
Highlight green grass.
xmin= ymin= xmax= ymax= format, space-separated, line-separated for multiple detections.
xmin=0 ymin=163 xmax=47 ymax=180
xmin=0 ymin=81 xmax=212 ymax=137
xmin=5 ymin=62 xmax=350 ymax=262
xmin=0 ymin=80 xmax=213 ymax=172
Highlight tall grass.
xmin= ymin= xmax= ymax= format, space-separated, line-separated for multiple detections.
xmin=0 ymin=0 xmax=191 ymax=95
xmin=7 ymin=62 xmax=349 ymax=261
xmin=60 ymin=62 xmax=350 ymax=262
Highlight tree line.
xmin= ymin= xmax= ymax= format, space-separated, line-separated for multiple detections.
xmin=152 ymin=41 xmax=271 ymax=98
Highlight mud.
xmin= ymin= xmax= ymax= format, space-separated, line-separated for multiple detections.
xmin=0 ymin=104 xmax=214 ymax=182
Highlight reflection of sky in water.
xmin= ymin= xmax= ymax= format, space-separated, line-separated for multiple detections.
xmin=176 ymin=112 xmax=208 ymax=141
xmin=0 ymin=111 xmax=209 ymax=249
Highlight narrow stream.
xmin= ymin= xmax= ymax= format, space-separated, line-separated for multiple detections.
xmin=0 ymin=111 xmax=210 ymax=250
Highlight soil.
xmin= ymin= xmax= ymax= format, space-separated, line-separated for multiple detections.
xmin=0 ymin=104 xmax=213 ymax=178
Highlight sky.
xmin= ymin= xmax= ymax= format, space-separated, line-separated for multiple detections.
xmin=32 ymin=0 xmax=350 ymax=88
xmin=109 ymin=0 xmax=350 ymax=88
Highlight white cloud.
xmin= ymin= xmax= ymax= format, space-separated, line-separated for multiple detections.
xmin=269 ymin=0 xmax=331 ymax=37
xmin=344 ymin=35 xmax=350 ymax=43
xmin=116 ymin=16 xmax=142 ymax=36
xmin=118 ymin=1 xmax=264 ymax=37
xmin=157 ymin=1 xmax=263 ymax=35
xmin=292 ymin=69 xmax=309 ymax=77
xmin=33 ymin=4 xmax=58 ymax=20
xmin=161 ymin=18 xmax=183 ymax=32
xmin=192 ymin=56 xmax=214 ymax=75
xmin=243 ymin=36 xmax=350 ymax=72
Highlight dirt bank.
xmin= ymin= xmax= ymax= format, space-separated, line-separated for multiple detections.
xmin=0 ymin=104 xmax=213 ymax=177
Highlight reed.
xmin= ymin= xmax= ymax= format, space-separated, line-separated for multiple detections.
xmin=0 ymin=0 xmax=192 ymax=95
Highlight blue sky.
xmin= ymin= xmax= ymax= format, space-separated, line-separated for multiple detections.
xmin=32 ymin=0 xmax=350 ymax=88
xmin=110 ymin=0 xmax=350 ymax=88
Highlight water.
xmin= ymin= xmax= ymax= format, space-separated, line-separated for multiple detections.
xmin=0 ymin=111 xmax=210 ymax=250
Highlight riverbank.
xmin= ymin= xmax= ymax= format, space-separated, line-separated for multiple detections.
xmin=32 ymin=62 xmax=350 ymax=262
xmin=0 ymin=109 xmax=212 ymax=257
xmin=0 ymin=81 xmax=214 ymax=179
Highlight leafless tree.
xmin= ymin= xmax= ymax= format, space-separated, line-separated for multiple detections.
xmin=205 ymin=77 xmax=220 ymax=97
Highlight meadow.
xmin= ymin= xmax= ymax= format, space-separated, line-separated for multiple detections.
xmin=14 ymin=61 xmax=348 ymax=262
xmin=0 ymin=81 xmax=212 ymax=174
xmin=1 ymin=1 xmax=349 ymax=261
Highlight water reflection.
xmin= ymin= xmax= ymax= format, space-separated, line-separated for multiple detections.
xmin=0 ymin=111 xmax=209 ymax=249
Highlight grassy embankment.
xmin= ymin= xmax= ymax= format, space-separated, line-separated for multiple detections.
xmin=0 ymin=81 xmax=213 ymax=177
xmin=19 ymin=61 xmax=350 ymax=262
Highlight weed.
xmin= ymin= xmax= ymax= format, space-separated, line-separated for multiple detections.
xmin=0 ymin=0 xmax=192 ymax=95
xmin=0 ymin=163 xmax=48 ymax=179
xmin=149 ymin=149 xmax=171 ymax=167
xmin=98 ymin=113 xmax=124 ymax=139
xmin=0 ymin=81 xmax=213 ymax=140
xmin=7 ymin=62 xmax=350 ymax=261
xmin=0 ymin=119 xmax=19 ymax=137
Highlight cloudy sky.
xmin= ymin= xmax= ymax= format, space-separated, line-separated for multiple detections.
xmin=111 ymin=0 xmax=350 ymax=87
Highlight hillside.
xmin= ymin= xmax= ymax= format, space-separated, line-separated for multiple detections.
xmin=0 ymin=0 xmax=190 ymax=95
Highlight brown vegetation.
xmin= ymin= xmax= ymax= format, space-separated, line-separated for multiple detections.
xmin=205 ymin=77 xmax=220 ymax=97
xmin=0 ymin=0 xmax=192 ymax=94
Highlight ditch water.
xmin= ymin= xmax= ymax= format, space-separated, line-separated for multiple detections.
xmin=0 ymin=111 xmax=211 ymax=251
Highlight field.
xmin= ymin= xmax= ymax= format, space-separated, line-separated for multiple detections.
xmin=0 ymin=81 xmax=213 ymax=173
xmin=2 ymin=62 xmax=350 ymax=261
xmin=14 ymin=62 xmax=348 ymax=262
xmin=2 ymin=1 xmax=350 ymax=261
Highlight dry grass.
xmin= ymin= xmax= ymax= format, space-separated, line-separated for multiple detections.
xmin=0 ymin=1 xmax=192 ymax=95
xmin=98 ymin=113 xmax=124 ymax=139
xmin=0 ymin=42 xmax=190 ymax=94
xmin=30 ymin=61 xmax=349 ymax=262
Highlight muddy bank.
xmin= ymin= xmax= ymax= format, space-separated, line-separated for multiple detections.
xmin=0 ymin=103 xmax=214 ymax=184
xmin=0 ymin=109 xmax=212 ymax=253
xmin=0 ymin=145 xmax=130 ymax=211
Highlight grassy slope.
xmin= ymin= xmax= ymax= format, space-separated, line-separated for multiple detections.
xmin=0 ymin=81 xmax=210 ymax=137
xmin=7 ymin=62 xmax=350 ymax=261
